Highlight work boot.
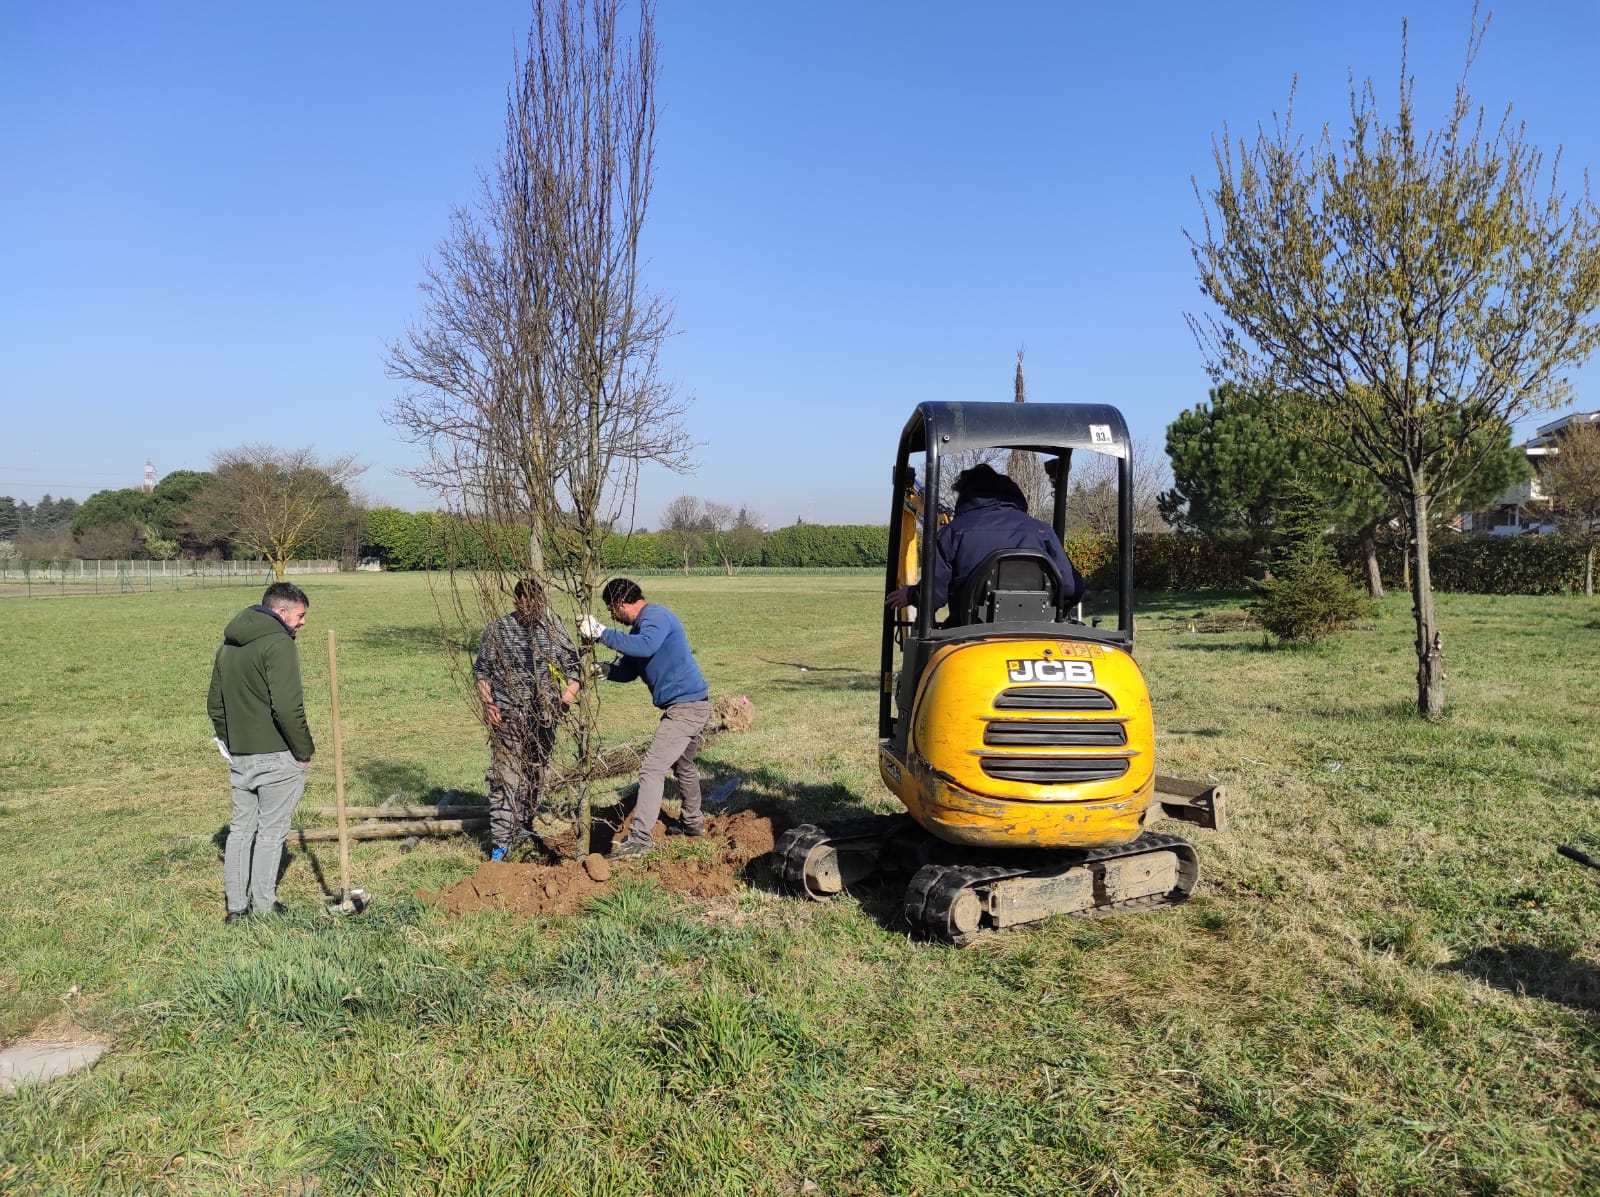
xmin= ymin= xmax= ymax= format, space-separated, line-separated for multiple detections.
xmin=667 ymin=819 xmax=706 ymax=838
xmin=224 ymin=910 xmax=249 ymax=925
xmin=607 ymin=836 xmax=653 ymax=861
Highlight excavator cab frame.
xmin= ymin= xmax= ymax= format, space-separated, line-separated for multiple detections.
xmin=880 ymin=401 xmax=1135 ymax=744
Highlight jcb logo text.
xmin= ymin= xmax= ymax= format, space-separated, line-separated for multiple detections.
xmin=1007 ymin=659 xmax=1095 ymax=683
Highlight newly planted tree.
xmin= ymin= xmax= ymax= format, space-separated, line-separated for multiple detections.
xmin=1188 ymin=12 xmax=1600 ymax=715
xmin=386 ymin=0 xmax=691 ymax=853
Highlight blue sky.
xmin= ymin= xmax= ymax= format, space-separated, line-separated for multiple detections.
xmin=4 ymin=1 xmax=1597 ymax=526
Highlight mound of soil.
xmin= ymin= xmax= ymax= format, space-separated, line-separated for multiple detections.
xmin=416 ymin=806 xmax=789 ymax=919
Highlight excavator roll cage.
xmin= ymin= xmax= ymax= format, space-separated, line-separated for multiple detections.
xmin=880 ymin=401 xmax=1137 ymax=742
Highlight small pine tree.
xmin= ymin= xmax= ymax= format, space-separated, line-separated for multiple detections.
xmin=1252 ymin=478 xmax=1374 ymax=644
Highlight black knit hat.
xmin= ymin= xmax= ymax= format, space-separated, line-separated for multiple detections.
xmin=953 ymin=463 xmax=1028 ymax=511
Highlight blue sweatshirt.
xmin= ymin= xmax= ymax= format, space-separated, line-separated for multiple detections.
xmin=600 ymin=603 xmax=709 ymax=708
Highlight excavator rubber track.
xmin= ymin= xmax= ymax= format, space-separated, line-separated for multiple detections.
xmin=904 ymin=832 xmax=1199 ymax=945
xmin=775 ymin=814 xmax=914 ymax=900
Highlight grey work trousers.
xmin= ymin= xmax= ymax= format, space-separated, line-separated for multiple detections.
xmin=224 ymin=750 xmax=308 ymax=914
xmin=626 ymin=699 xmax=711 ymax=844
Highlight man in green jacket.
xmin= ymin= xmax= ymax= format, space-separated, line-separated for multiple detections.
xmin=207 ymin=582 xmax=315 ymax=923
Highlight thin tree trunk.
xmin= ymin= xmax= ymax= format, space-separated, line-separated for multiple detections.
xmin=1408 ymin=493 xmax=1444 ymax=718
xmin=1586 ymin=543 xmax=1595 ymax=598
xmin=528 ymin=519 xmax=545 ymax=577
xmin=1359 ymin=522 xmax=1384 ymax=598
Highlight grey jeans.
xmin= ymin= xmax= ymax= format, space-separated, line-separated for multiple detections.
xmin=627 ymin=699 xmax=711 ymax=843
xmin=224 ymin=750 xmax=308 ymax=914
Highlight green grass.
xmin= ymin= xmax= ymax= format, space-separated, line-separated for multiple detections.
xmin=1 ymin=573 xmax=1598 ymax=1195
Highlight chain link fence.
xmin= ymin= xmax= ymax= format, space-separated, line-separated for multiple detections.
xmin=0 ymin=559 xmax=339 ymax=598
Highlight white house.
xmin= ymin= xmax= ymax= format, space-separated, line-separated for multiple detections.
xmin=1466 ymin=410 xmax=1600 ymax=534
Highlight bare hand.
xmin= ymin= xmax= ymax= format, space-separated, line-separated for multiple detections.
xmin=484 ymin=701 xmax=503 ymax=728
xmin=886 ymin=586 xmax=911 ymax=608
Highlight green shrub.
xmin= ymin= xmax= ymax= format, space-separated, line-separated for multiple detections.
xmin=1251 ymin=546 xmax=1375 ymax=645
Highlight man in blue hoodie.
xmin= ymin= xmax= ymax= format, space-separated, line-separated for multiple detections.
xmin=579 ymin=578 xmax=710 ymax=860
xmin=207 ymin=581 xmax=315 ymax=922
xmin=885 ymin=463 xmax=1083 ymax=617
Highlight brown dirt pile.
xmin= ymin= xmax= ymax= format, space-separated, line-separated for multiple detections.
xmin=416 ymin=806 xmax=788 ymax=918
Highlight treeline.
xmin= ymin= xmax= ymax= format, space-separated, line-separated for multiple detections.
xmin=362 ymin=507 xmax=1599 ymax=594
xmin=0 ymin=495 xmax=81 ymax=555
xmin=3 ymin=451 xmax=363 ymax=572
xmin=362 ymin=508 xmax=889 ymax=571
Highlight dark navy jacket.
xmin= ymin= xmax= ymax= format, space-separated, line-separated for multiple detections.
xmin=928 ymin=495 xmax=1083 ymax=612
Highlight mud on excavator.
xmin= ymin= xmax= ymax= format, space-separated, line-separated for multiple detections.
xmin=775 ymin=401 xmax=1227 ymax=943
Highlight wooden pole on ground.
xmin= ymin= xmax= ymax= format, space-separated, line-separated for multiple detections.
xmin=289 ymin=818 xmax=489 ymax=844
xmin=307 ymin=804 xmax=490 ymax=820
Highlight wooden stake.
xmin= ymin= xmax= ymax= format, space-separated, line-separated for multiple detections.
xmin=327 ymin=628 xmax=351 ymax=901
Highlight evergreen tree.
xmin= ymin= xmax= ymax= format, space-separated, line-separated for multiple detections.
xmin=1159 ymin=383 xmax=1299 ymax=568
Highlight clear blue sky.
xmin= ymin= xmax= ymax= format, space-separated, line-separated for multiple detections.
xmin=4 ymin=1 xmax=1597 ymax=527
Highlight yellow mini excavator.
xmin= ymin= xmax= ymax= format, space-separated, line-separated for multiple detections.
xmin=775 ymin=401 xmax=1227 ymax=943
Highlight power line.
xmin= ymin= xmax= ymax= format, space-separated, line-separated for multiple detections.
xmin=0 ymin=465 xmax=146 ymax=478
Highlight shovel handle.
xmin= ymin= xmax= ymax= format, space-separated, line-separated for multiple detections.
xmin=328 ymin=628 xmax=351 ymax=898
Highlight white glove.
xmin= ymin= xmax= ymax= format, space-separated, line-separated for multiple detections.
xmin=214 ymin=736 xmax=233 ymax=764
xmin=578 ymin=614 xmax=606 ymax=641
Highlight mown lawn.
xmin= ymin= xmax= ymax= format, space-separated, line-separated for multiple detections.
xmin=1 ymin=572 xmax=1597 ymax=1195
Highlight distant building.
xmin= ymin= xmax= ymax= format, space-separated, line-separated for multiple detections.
xmin=1467 ymin=410 xmax=1600 ymax=535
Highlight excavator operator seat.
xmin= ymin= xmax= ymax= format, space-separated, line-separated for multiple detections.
xmin=954 ymin=548 xmax=1063 ymax=626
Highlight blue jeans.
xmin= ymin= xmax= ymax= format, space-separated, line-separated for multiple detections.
xmin=224 ymin=750 xmax=308 ymax=914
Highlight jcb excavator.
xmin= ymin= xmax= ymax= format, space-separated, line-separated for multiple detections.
xmin=776 ymin=402 xmax=1226 ymax=943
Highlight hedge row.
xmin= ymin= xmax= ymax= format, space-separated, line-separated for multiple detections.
xmin=1340 ymin=532 xmax=1596 ymax=596
xmin=361 ymin=509 xmax=890 ymax=572
xmin=362 ymin=508 xmax=1595 ymax=594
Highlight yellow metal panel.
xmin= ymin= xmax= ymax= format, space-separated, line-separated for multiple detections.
xmin=895 ymin=636 xmax=1159 ymax=850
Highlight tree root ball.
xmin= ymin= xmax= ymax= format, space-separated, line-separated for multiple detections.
xmin=712 ymin=693 xmax=755 ymax=733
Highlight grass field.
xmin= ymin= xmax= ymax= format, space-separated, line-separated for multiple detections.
xmin=1 ymin=572 xmax=1597 ymax=1195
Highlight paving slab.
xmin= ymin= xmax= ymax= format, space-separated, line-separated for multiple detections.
xmin=0 ymin=1042 xmax=107 ymax=1093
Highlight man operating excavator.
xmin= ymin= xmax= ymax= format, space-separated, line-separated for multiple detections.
xmin=885 ymin=463 xmax=1083 ymax=617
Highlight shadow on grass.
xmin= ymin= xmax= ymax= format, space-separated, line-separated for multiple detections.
xmin=756 ymin=656 xmax=858 ymax=673
xmin=1445 ymin=944 xmax=1600 ymax=1013
xmin=767 ymin=672 xmax=879 ymax=693
xmin=354 ymin=760 xmax=474 ymax=806
xmin=346 ymin=623 xmax=476 ymax=656
xmin=1130 ymin=590 xmax=1257 ymax=617
xmin=1168 ymin=640 xmax=1275 ymax=654
xmin=726 ymin=764 xmax=934 ymax=935
xmin=725 ymin=764 xmax=884 ymax=825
